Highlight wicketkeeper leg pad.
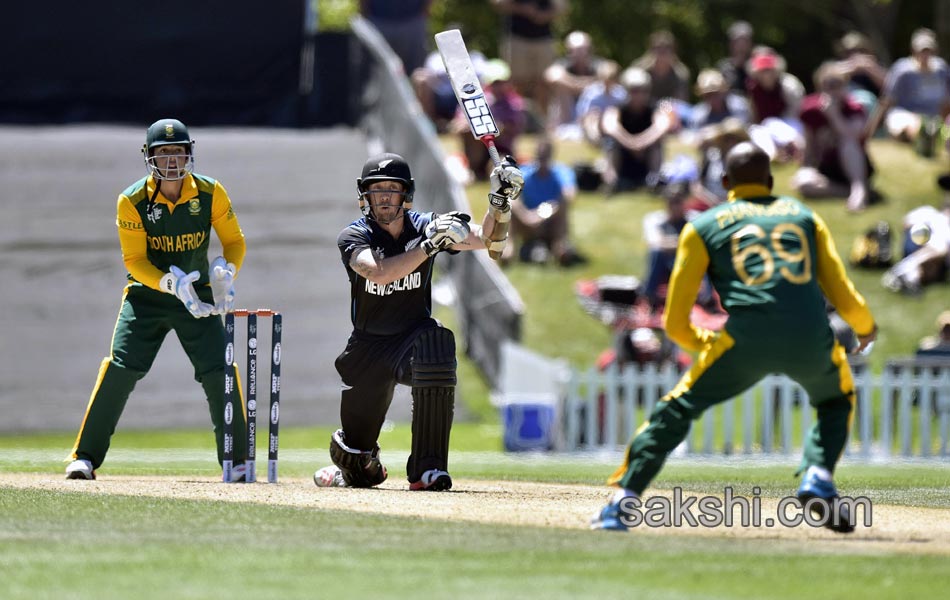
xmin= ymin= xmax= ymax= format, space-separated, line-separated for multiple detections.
xmin=329 ymin=429 xmax=388 ymax=488
xmin=407 ymin=327 xmax=457 ymax=480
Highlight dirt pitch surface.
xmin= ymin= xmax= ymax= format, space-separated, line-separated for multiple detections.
xmin=3 ymin=473 xmax=948 ymax=555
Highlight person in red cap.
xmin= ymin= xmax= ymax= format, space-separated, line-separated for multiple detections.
xmin=746 ymin=51 xmax=803 ymax=123
xmin=745 ymin=49 xmax=805 ymax=162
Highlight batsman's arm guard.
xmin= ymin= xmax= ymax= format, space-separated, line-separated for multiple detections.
xmin=483 ymin=156 xmax=522 ymax=260
xmin=482 ymin=194 xmax=512 ymax=260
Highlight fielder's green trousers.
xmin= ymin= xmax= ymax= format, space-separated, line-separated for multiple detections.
xmin=610 ymin=317 xmax=854 ymax=494
xmin=70 ymin=284 xmax=246 ymax=469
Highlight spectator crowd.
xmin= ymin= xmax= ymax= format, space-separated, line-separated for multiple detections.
xmin=371 ymin=0 xmax=949 ymax=357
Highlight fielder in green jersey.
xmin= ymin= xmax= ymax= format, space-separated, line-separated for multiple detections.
xmin=66 ymin=118 xmax=247 ymax=481
xmin=593 ymin=143 xmax=877 ymax=533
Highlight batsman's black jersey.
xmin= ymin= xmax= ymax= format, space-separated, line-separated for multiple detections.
xmin=338 ymin=210 xmax=437 ymax=336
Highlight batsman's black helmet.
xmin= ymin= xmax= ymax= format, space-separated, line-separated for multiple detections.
xmin=356 ymin=153 xmax=415 ymax=221
xmin=357 ymin=153 xmax=414 ymax=195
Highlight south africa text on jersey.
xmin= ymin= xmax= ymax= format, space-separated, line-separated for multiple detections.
xmin=364 ymin=272 xmax=423 ymax=296
xmin=148 ymin=231 xmax=208 ymax=252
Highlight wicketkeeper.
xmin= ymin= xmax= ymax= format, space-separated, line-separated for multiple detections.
xmin=314 ymin=152 xmax=521 ymax=490
xmin=66 ymin=118 xmax=246 ymax=481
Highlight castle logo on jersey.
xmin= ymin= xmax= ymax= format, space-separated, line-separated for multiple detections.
xmin=147 ymin=205 xmax=163 ymax=223
xmin=188 ymin=197 xmax=201 ymax=215
xmin=365 ymin=272 xmax=423 ymax=296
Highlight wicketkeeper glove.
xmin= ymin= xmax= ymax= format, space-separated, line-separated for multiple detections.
xmin=421 ymin=211 xmax=472 ymax=257
xmin=209 ymin=256 xmax=237 ymax=315
xmin=159 ymin=265 xmax=214 ymax=318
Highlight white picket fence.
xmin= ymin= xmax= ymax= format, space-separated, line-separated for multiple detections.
xmin=558 ymin=358 xmax=950 ymax=459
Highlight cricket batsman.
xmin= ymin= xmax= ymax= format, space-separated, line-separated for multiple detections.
xmin=313 ymin=152 xmax=521 ymax=490
xmin=65 ymin=118 xmax=247 ymax=481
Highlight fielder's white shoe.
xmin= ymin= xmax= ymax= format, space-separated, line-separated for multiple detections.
xmin=313 ymin=465 xmax=348 ymax=488
xmin=65 ymin=459 xmax=95 ymax=480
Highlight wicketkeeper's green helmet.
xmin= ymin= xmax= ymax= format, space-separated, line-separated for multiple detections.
xmin=141 ymin=118 xmax=195 ymax=180
xmin=144 ymin=118 xmax=193 ymax=152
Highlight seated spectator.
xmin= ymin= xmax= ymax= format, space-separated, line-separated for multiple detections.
xmin=866 ymin=28 xmax=950 ymax=154
xmin=412 ymin=48 xmax=486 ymax=133
xmin=632 ymin=30 xmax=691 ymax=104
xmin=641 ymin=181 xmax=715 ymax=310
xmin=601 ymin=68 xmax=679 ymax=194
xmin=642 ymin=182 xmax=692 ymax=307
xmin=745 ymin=50 xmax=804 ymax=162
xmin=453 ymin=59 xmax=526 ymax=181
xmin=882 ymin=200 xmax=950 ymax=294
xmin=544 ymin=30 xmax=603 ymax=132
xmin=692 ymin=118 xmax=751 ymax=208
xmin=916 ymin=311 xmax=950 ymax=357
xmin=689 ymin=69 xmax=751 ymax=130
xmin=717 ymin=20 xmax=755 ymax=93
xmin=576 ymin=60 xmax=627 ymax=147
xmin=502 ymin=139 xmax=583 ymax=266
xmin=792 ymin=62 xmax=874 ymax=212
xmin=835 ymin=31 xmax=887 ymax=116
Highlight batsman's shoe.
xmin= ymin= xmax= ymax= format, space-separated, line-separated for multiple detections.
xmin=313 ymin=465 xmax=348 ymax=488
xmin=409 ymin=469 xmax=452 ymax=491
xmin=590 ymin=502 xmax=628 ymax=532
xmin=797 ymin=470 xmax=855 ymax=534
xmin=65 ymin=459 xmax=95 ymax=480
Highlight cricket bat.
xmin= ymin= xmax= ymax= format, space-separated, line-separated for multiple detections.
xmin=435 ymin=29 xmax=509 ymax=260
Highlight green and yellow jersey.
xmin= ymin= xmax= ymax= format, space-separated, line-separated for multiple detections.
xmin=663 ymin=184 xmax=875 ymax=352
xmin=116 ymin=173 xmax=246 ymax=291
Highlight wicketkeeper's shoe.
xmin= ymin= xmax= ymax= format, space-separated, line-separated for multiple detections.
xmin=409 ymin=469 xmax=452 ymax=491
xmin=590 ymin=502 xmax=628 ymax=532
xmin=229 ymin=463 xmax=248 ymax=483
xmin=313 ymin=465 xmax=348 ymax=488
xmin=797 ymin=468 xmax=855 ymax=534
xmin=65 ymin=459 xmax=95 ymax=480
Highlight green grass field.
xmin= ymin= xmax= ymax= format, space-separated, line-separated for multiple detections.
xmin=2 ymin=425 xmax=948 ymax=599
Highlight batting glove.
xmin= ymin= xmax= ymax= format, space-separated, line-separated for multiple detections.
xmin=422 ymin=211 xmax=472 ymax=257
xmin=159 ymin=265 xmax=215 ymax=318
xmin=489 ymin=156 xmax=524 ymax=203
xmin=209 ymin=256 xmax=237 ymax=315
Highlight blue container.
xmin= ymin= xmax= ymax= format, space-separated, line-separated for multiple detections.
xmin=503 ymin=403 xmax=556 ymax=451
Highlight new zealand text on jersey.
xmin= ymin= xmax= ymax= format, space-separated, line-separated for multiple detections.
xmin=365 ymin=272 xmax=423 ymax=296
xmin=148 ymin=231 xmax=208 ymax=252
